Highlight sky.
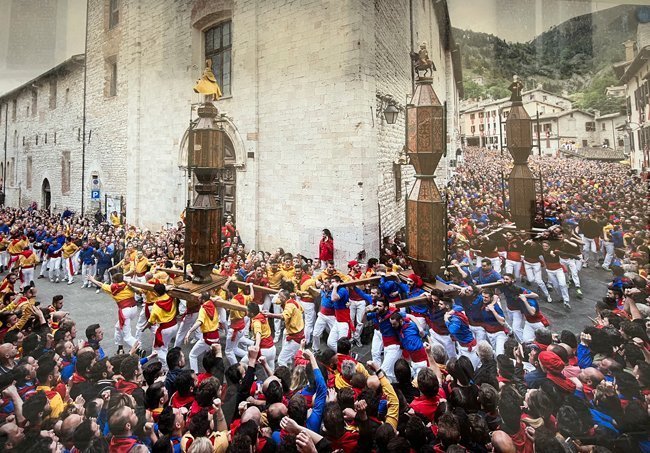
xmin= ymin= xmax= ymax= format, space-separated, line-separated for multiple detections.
xmin=448 ymin=0 xmax=650 ymax=42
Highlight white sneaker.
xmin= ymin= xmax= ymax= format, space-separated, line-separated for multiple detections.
xmin=55 ymin=278 xmax=59 ymax=283
xmin=50 ymin=279 xmax=54 ymax=283
xmin=547 ymin=296 xmax=553 ymax=303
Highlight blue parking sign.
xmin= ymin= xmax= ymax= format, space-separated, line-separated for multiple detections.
xmin=91 ymin=190 xmax=101 ymax=200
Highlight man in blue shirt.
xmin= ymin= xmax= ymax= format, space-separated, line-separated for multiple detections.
xmin=389 ymin=312 xmax=428 ymax=376
xmin=330 ymin=276 xmax=352 ymax=347
xmin=312 ymin=278 xmax=337 ymax=354
xmin=471 ymin=259 xmax=502 ymax=285
xmin=366 ymin=298 xmax=402 ymax=382
xmin=444 ymin=300 xmax=479 ymax=368
xmin=78 ymin=242 xmax=96 ymax=289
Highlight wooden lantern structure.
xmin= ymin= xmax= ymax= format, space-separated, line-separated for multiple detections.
xmin=505 ymin=83 xmax=536 ymax=230
xmin=184 ymin=102 xmax=225 ymax=283
xmin=405 ymin=75 xmax=446 ymax=279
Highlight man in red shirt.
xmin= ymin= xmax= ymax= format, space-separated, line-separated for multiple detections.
xmin=409 ymin=346 xmax=445 ymax=422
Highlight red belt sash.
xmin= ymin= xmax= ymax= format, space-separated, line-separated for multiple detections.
xmin=335 ymin=308 xmax=354 ymax=338
xmin=507 ymin=252 xmax=522 ymax=261
xmin=320 ymin=307 xmax=335 ymax=316
xmin=482 ymin=322 xmax=506 ymax=334
xmin=403 ymin=347 xmax=428 ymax=363
xmin=116 ymin=298 xmax=137 ymax=328
xmin=286 ymin=330 xmax=305 ymax=343
xmin=525 ymin=312 xmax=549 ymax=326
xmin=154 ymin=318 xmax=178 ymax=347
xmin=382 ymin=335 xmax=400 ymax=347
xmin=546 ymin=262 xmax=562 ymax=271
xmin=458 ymin=338 xmax=477 ymax=351
xmin=260 ymin=336 xmax=274 ymax=349
xmin=203 ymin=330 xmax=220 ymax=344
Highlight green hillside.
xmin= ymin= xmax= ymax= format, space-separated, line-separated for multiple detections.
xmin=455 ymin=4 xmax=637 ymax=114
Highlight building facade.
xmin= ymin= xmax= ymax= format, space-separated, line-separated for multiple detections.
xmin=617 ymin=22 xmax=650 ymax=171
xmin=0 ymin=55 xmax=85 ymax=211
xmin=1 ymin=0 xmax=463 ymax=264
xmin=460 ymin=89 xmax=625 ymax=156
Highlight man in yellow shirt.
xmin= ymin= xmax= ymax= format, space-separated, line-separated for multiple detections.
xmin=7 ymin=233 xmax=28 ymax=272
xmin=185 ymin=292 xmax=226 ymax=372
xmin=142 ymin=283 xmax=178 ymax=370
xmin=265 ymin=260 xmax=286 ymax=342
xmin=17 ymin=247 xmax=39 ymax=290
xmin=293 ymin=264 xmax=317 ymax=344
xmin=245 ymin=302 xmax=276 ymax=372
xmin=61 ymin=237 xmax=79 ymax=285
xmin=265 ymin=288 xmax=304 ymax=367
xmin=88 ymin=273 xmax=137 ymax=354
xmin=223 ymin=277 xmax=254 ymax=366
xmin=35 ymin=357 xmax=66 ymax=420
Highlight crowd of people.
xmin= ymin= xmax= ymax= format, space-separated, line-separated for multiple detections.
xmin=0 ymin=147 xmax=647 ymax=452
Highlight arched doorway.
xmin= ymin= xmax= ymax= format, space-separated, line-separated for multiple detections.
xmin=42 ymin=179 xmax=51 ymax=211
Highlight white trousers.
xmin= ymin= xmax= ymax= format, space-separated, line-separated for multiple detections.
xmin=265 ymin=294 xmax=283 ymax=342
xmin=64 ymin=258 xmax=76 ymax=283
xmin=153 ymin=323 xmax=179 ymax=371
xmin=135 ymin=305 xmax=156 ymax=344
xmin=469 ymin=325 xmax=486 ymax=343
xmin=114 ymin=305 xmax=138 ymax=348
xmin=72 ymin=250 xmax=81 ymax=274
xmin=82 ymin=263 xmax=96 ymax=286
xmin=371 ymin=330 xmax=384 ymax=365
xmin=349 ymin=300 xmax=366 ymax=340
xmin=48 ymin=257 xmax=62 ymax=280
xmin=299 ymin=300 xmax=316 ymax=344
xmin=602 ymin=241 xmax=614 ymax=268
xmin=582 ymin=237 xmax=598 ymax=265
xmin=560 ymin=258 xmax=581 ymax=288
xmin=240 ymin=346 xmax=277 ymax=375
xmin=458 ymin=343 xmax=480 ymax=369
xmin=508 ymin=309 xmax=524 ymax=342
xmin=381 ymin=344 xmax=403 ymax=383
xmin=523 ymin=261 xmax=550 ymax=298
xmin=21 ymin=268 xmax=35 ymax=286
xmin=0 ymin=251 xmax=9 ymax=268
xmin=485 ymin=331 xmax=507 ymax=356
xmin=225 ymin=327 xmax=248 ymax=366
xmin=312 ymin=313 xmax=336 ymax=352
xmin=522 ymin=321 xmax=545 ymax=343
xmin=547 ymin=268 xmax=569 ymax=303
xmin=189 ymin=337 xmax=217 ymax=373
xmin=39 ymin=257 xmax=49 ymax=276
xmin=174 ymin=311 xmax=200 ymax=348
xmin=277 ymin=338 xmax=302 ymax=367
xmin=335 ymin=322 xmax=349 ymax=348
xmin=505 ymin=259 xmax=523 ymax=281
xmin=430 ymin=330 xmax=457 ymax=360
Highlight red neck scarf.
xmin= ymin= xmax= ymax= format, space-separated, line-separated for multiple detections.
xmin=70 ymin=372 xmax=86 ymax=384
xmin=155 ymin=296 xmax=174 ymax=312
xmin=202 ymin=300 xmax=216 ymax=318
xmin=328 ymin=429 xmax=359 ymax=453
xmin=115 ymin=379 xmax=139 ymax=395
xmin=108 ymin=436 xmax=140 ymax=453
xmin=111 ymin=282 xmax=127 ymax=296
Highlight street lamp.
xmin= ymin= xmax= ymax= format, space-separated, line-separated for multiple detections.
xmin=383 ymin=99 xmax=399 ymax=124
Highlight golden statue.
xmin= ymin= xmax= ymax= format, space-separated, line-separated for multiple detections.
xmin=193 ymin=59 xmax=222 ymax=99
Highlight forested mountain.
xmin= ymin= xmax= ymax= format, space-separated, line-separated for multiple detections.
xmin=455 ymin=4 xmax=637 ymax=113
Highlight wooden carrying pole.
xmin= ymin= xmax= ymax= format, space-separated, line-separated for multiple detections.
xmin=126 ymin=279 xmax=248 ymax=313
xmin=231 ymin=280 xmax=279 ymax=294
